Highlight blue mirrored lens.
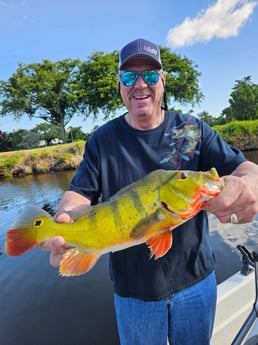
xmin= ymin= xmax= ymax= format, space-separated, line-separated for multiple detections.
xmin=120 ymin=71 xmax=138 ymax=87
xmin=141 ymin=70 xmax=159 ymax=85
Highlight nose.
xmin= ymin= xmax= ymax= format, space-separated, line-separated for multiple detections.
xmin=134 ymin=74 xmax=147 ymax=88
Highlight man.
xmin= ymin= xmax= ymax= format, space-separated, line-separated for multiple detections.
xmin=41 ymin=38 xmax=258 ymax=345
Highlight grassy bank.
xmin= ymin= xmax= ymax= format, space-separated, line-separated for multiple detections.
xmin=0 ymin=141 xmax=85 ymax=178
xmin=1 ymin=120 xmax=258 ymax=179
xmin=214 ymin=120 xmax=258 ymax=150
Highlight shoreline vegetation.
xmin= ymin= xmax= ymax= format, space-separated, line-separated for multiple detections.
xmin=213 ymin=120 xmax=258 ymax=151
xmin=0 ymin=141 xmax=85 ymax=178
xmin=0 ymin=120 xmax=258 ymax=179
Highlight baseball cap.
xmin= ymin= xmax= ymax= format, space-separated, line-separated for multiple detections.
xmin=119 ymin=38 xmax=163 ymax=70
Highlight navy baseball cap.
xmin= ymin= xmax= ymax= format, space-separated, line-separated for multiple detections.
xmin=119 ymin=38 xmax=163 ymax=70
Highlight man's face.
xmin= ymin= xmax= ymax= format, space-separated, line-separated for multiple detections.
xmin=119 ymin=57 xmax=166 ymax=118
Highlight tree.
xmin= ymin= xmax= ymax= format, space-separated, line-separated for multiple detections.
xmin=79 ymin=51 xmax=122 ymax=120
xmin=8 ymin=129 xmax=40 ymax=150
xmin=197 ymin=111 xmax=218 ymax=126
xmin=0 ymin=47 xmax=204 ymax=139
xmin=0 ymin=59 xmax=83 ymax=143
xmin=31 ymin=123 xmax=62 ymax=146
xmin=221 ymin=76 xmax=258 ymax=122
xmin=67 ymin=126 xmax=87 ymax=142
xmin=160 ymin=47 xmax=204 ymax=107
xmin=0 ymin=130 xmax=11 ymax=151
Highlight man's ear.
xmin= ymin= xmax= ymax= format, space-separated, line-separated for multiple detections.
xmin=161 ymin=71 xmax=167 ymax=84
xmin=118 ymin=81 xmax=123 ymax=102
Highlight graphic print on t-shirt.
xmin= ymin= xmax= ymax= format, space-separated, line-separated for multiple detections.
xmin=160 ymin=117 xmax=201 ymax=169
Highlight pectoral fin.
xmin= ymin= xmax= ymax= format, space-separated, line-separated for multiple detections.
xmin=59 ymin=248 xmax=100 ymax=277
xmin=146 ymin=231 xmax=173 ymax=260
xmin=130 ymin=209 xmax=165 ymax=240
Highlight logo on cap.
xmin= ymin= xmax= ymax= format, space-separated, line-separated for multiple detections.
xmin=143 ymin=45 xmax=158 ymax=56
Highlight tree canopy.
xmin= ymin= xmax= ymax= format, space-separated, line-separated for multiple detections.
xmin=0 ymin=47 xmax=204 ymax=140
xmin=8 ymin=129 xmax=40 ymax=150
xmin=79 ymin=51 xmax=122 ymax=119
xmin=160 ymin=47 xmax=203 ymax=106
xmin=0 ymin=130 xmax=11 ymax=151
xmin=0 ymin=59 xmax=83 ymax=143
xmin=221 ymin=76 xmax=258 ymax=122
xmin=31 ymin=123 xmax=62 ymax=146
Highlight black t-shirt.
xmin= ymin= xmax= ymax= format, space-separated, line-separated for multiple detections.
xmin=69 ymin=111 xmax=246 ymax=301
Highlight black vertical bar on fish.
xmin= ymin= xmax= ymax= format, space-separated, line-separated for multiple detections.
xmin=110 ymin=198 xmax=123 ymax=230
xmin=129 ymin=189 xmax=146 ymax=219
xmin=109 ymin=189 xmax=146 ymax=235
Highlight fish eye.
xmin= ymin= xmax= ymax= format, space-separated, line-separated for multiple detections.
xmin=177 ymin=171 xmax=187 ymax=179
xmin=34 ymin=220 xmax=42 ymax=226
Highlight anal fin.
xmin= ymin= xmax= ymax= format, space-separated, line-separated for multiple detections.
xmin=146 ymin=230 xmax=173 ymax=260
xmin=59 ymin=248 xmax=100 ymax=277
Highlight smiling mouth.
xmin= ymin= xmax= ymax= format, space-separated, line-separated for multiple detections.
xmin=133 ymin=95 xmax=150 ymax=100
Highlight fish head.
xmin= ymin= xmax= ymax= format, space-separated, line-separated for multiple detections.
xmin=158 ymin=168 xmax=223 ymax=218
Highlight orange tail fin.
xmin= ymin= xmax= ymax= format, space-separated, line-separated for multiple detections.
xmin=6 ymin=228 xmax=39 ymax=256
xmin=5 ymin=205 xmax=52 ymax=256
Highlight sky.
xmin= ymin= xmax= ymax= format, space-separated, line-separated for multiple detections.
xmin=0 ymin=0 xmax=257 ymax=133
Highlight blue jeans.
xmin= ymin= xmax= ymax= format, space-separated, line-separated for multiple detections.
xmin=114 ymin=271 xmax=217 ymax=345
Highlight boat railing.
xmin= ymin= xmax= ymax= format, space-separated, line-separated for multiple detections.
xmin=231 ymin=245 xmax=258 ymax=345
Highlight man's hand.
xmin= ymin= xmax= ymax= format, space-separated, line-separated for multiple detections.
xmin=40 ymin=236 xmax=67 ymax=267
xmin=205 ymin=162 xmax=258 ymax=224
xmin=40 ymin=212 xmax=72 ymax=267
xmin=40 ymin=191 xmax=91 ymax=267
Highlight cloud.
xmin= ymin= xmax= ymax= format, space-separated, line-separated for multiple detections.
xmin=167 ymin=0 xmax=257 ymax=48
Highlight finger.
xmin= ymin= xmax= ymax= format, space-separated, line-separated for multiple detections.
xmin=50 ymin=251 xmax=66 ymax=267
xmin=50 ymin=243 xmax=76 ymax=267
xmin=205 ymin=176 xmax=243 ymax=213
xmin=54 ymin=211 xmax=73 ymax=223
xmin=40 ymin=236 xmax=65 ymax=251
xmin=215 ymin=213 xmax=240 ymax=224
xmin=218 ymin=206 xmax=257 ymax=224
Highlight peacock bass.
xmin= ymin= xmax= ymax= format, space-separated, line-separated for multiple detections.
xmin=5 ymin=168 xmax=223 ymax=277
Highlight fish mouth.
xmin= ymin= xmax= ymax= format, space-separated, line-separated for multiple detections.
xmin=160 ymin=201 xmax=177 ymax=216
xmin=202 ymin=181 xmax=223 ymax=197
xmin=160 ymin=200 xmax=195 ymax=220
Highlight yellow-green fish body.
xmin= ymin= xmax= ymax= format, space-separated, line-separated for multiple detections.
xmin=5 ymin=168 xmax=223 ymax=276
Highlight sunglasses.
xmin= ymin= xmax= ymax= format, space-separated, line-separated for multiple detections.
xmin=119 ymin=70 xmax=161 ymax=87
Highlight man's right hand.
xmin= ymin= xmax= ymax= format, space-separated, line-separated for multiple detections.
xmin=40 ymin=236 xmax=67 ymax=267
xmin=40 ymin=191 xmax=92 ymax=267
xmin=40 ymin=211 xmax=73 ymax=267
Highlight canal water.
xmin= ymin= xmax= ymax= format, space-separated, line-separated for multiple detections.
xmin=0 ymin=150 xmax=257 ymax=345
xmin=0 ymin=171 xmax=120 ymax=345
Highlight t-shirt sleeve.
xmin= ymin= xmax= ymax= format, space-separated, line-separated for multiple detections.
xmin=199 ymin=120 xmax=247 ymax=175
xmin=68 ymin=134 xmax=101 ymax=204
